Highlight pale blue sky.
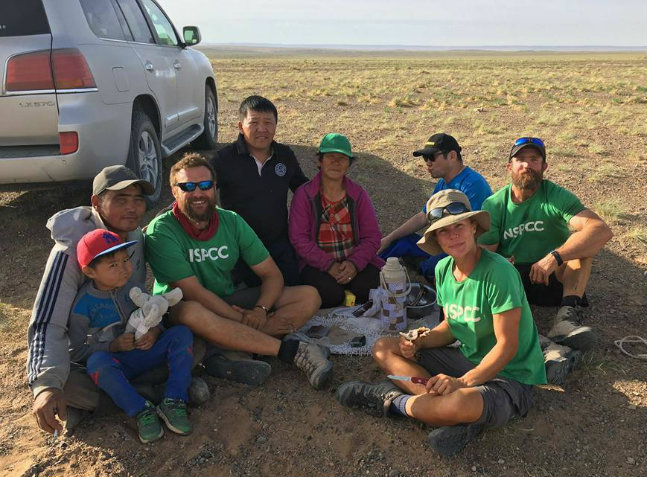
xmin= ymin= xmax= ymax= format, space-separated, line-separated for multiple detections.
xmin=162 ymin=0 xmax=647 ymax=47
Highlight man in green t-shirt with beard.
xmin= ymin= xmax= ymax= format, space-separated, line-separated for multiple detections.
xmin=145 ymin=153 xmax=332 ymax=390
xmin=478 ymin=137 xmax=612 ymax=385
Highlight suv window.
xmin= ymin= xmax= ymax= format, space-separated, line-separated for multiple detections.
xmin=140 ymin=0 xmax=179 ymax=47
xmin=80 ymin=0 xmax=129 ymax=41
xmin=0 ymin=0 xmax=50 ymax=37
xmin=114 ymin=0 xmax=155 ymax=44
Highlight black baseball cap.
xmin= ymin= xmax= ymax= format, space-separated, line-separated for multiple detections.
xmin=92 ymin=165 xmax=154 ymax=196
xmin=412 ymin=133 xmax=462 ymax=157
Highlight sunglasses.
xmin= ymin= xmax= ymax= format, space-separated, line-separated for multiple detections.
xmin=427 ymin=201 xmax=470 ymax=221
xmin=174 ymin=180 xmax=214 ymax=192
xmin=514 ymin=137 xmax=544 ymax=148
xmin=422 ymin=152 xmax=444 ymax=163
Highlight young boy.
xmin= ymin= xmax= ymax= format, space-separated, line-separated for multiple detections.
xmin=68 ymin=229 xmax=194 ymax=443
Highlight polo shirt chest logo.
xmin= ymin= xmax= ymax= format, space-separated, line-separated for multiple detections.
xmin=274 ymin=162 xmax=287 ymax=177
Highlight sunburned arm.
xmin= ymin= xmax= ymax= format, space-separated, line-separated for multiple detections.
xmin=171 ymin=275 xmax=243 ymax=322
xmin=379 ymin=211 xmax=428 ymax=253
xmin=558 ymin=209 xmax=613 ymax=261
xmin=531 ymin=209 xmax=613 ymax=284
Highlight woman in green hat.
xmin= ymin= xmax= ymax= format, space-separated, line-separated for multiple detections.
xmin=289 ymin=133 xmax=384 ymax=307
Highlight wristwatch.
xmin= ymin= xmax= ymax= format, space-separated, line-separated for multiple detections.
xmin=255 ymin=304 xmax=270 ymax=315
xmin=550 ymin=250 xmax=564 ymax=266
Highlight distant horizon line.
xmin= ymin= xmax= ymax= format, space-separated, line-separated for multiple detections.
xmin=199 ymin=42 xmax=646 ymax=52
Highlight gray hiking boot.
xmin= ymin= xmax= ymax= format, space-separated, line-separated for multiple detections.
xmin=188 ymin=377 xmax=210 ymax=406
xmin=293 ymin=342 xmax=333 ymax=390
xmin=204 ymin=351 xmax=272 ymax=386
xmin=548 ymin=306 xmax=597 ymax=351
xmin=336 ymin=380 xmax=403 ymax=417
xmin=428 ymin=423 xmax=484 ymax=456
xmin=543 ymin=341 xmax=582 ymax=385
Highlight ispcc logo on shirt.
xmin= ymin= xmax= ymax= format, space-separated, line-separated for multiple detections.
xmin=503 ymin=221 xmax=544 ymax=240
xmin=188 ymin=246 xmax=229 ymax=262
xmin=446 ymin=303 xmax=482 ymax=323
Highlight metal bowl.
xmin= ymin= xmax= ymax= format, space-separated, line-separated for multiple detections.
xmin=406 ymin=283 xmax=437 ymax=319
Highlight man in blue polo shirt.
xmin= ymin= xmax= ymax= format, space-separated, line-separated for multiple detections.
xmin=379 ymin=133 xmax=492 ymax=281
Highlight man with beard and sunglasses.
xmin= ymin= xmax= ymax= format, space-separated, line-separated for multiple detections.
xmin=379 ymin=133 xmax=492 ymax=282
xmin=478 ymin=137 xmax=612 ymax=385
xmin=145 ymin=153 xmax=332 ymax=389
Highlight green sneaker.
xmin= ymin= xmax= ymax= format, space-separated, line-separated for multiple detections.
xmin=157 ymin=398 xmax=192 ymax=435
xmin=136 ymin=401 xmax=164 ymax=444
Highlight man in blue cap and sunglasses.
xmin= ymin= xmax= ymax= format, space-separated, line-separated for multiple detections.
xmin=479 ymin=137 xmax=612 ymax=385
xmin=379 ymin=133 xmax=492 ymax=281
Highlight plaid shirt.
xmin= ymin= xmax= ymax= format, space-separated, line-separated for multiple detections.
xmin=316 ymin=194 xmax=354 ymax=260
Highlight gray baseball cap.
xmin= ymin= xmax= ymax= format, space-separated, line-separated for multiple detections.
xmin=92 ymin=165 xmax=154 ymax=196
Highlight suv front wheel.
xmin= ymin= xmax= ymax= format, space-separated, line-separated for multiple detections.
xmin=127 ymin=110 xmax=162 ymax=206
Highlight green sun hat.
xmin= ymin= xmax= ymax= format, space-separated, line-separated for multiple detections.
xmin=318 ymin=133 xmax=353 ymax=158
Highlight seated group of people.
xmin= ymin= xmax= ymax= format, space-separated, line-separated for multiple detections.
xmin=26 ymin=95 xmax=612 ymax=455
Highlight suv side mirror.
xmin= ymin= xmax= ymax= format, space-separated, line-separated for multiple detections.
xmin=183 ymin=26 xmax=201 ymax=46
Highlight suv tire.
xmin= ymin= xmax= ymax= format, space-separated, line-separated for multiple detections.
xmin=127 ymin=110 xmax=162 ymax=207
xmin=193 ymin=85 xmax=218 ymax=150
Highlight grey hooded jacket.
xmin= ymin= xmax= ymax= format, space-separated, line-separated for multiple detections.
xmin=26 ymin=206 xmax=145 ymax=397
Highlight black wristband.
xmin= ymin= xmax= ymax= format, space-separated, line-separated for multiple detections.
xmin=550 ymin=250 xmax=564 ymax=266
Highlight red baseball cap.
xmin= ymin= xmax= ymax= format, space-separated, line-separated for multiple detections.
xmin=77 ymin=229 xmax=137 ymax=268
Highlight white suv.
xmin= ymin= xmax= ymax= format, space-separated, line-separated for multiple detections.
xmin=0 ymin=0 xmax=218 ymax=204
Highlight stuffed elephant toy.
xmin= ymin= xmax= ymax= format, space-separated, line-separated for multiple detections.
xmin=125 ymin=287 xmax=183 ymax=339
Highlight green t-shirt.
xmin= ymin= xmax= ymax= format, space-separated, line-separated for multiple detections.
xmin=145 ymin=208 xmax=269 ymax=297
xmin=435 ymin=249 xmax=546 ymax=385
xmin=478 ymin=180 xmax=585 ymax=264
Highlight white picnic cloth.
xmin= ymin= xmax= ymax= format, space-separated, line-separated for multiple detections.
xmin=297 ymin=305 xmax=440 ymax=356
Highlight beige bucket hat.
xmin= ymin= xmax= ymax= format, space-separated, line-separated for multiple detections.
xmin=417 ymin=189 xmax=490 ymax=255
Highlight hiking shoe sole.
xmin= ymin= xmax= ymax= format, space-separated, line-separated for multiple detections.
xmin=428 ymin=424 xmax=483 ymax=456
xmin=204 ymin=355 xmax=272 ymax=386
xmin=545 ymin=349 xmax=582 ymax=385
xmin=550 ymin=327 xmax=598 ymax=352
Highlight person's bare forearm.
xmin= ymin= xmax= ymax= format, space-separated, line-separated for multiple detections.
xmin=383 ymin=212 xmax=428 ymax=246
xmin=256 ymin=273 xmax=283 ymax=310
xmin=459 ymin=341 xmax=516 ymax=387
xmin=417 ymin=319 xmax=455 ymax=349
xmin=555 ymin=222 xmax=612 ymax=261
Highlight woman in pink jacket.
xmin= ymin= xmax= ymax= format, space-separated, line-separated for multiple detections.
xmin=289 ymin=133 xmax=384 ymax=307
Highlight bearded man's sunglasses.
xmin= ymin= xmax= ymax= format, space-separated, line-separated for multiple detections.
xmin=174 ymin=180 xmax=215 ymax=192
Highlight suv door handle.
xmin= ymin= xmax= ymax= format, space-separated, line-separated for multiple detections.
xmin=173 ymin=61 xmax=182 ymax=70
xmin=145 ymin=62 xmax=154 ymax=71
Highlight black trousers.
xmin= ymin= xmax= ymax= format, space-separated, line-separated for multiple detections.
xmin=300 ymin=264 xmax=381 ymax=308
xmin=233 ymin=236 xmax=301 ymax=287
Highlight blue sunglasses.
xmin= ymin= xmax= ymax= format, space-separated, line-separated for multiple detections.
xmin=514 ymin=137 xmax=545 ymax=148
xmin=174 ymin=180 xmax=214 ymax=192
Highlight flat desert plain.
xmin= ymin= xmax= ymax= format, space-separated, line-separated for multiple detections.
xmin=0 ymin=49 xmax=645 ymax=477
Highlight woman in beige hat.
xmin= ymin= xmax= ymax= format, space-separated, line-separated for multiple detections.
xmin=336 ymin=189 xmax=546 ymax=456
